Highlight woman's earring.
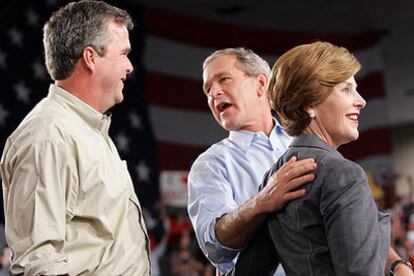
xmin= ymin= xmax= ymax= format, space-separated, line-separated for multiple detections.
xmin=309 ymin=113 xmax=316 ymax=119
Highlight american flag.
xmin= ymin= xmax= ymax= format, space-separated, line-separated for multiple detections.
xmin=0 ymin=0 xmax=392 ymax=225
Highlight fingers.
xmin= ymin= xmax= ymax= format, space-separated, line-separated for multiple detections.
xmin=286 ymin=155 xmax=297 ymax=164
xmin=283 ymin=189 xmax=307 ymax=202
xmin=260 ymin=157 xmax=317 ymax=212
xmin=286 ymin=173 xmax=315 ymax=191
xmin=265 ymin=157 xmax=317 ymax=192
xmin=277 ymin=157 xmax=317 ymax=182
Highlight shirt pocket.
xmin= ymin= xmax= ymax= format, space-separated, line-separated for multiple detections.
xmin=120 ymin=161 xmax=144 ymax=212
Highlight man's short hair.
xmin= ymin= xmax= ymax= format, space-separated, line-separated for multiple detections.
xmin=203 ymin=47 xmax=271 ymax=79
xmin=43 ymin=0 xmax=133 ymax=80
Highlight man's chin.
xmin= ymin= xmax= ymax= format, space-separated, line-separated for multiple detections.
xmin=115 ymin=94 xmax=124 ymax=104
xmin=221 ymin=122 xmax=238 ymax=132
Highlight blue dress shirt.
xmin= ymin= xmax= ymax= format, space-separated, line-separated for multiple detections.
xmin=187 ymin=122 xmax=292 ymax=273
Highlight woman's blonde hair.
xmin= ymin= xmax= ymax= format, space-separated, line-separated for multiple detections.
xmin=268 ymin=41 xmax=361 ymax=136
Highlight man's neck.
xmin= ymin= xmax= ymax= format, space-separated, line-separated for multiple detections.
xmin=56 ymin=77 xmax=104 ymax=113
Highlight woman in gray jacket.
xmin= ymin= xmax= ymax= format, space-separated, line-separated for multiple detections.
xmin=232 ymin=41 xmax=393 ymax=275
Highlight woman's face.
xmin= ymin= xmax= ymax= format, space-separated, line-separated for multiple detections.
xmin=307 ymin=76 xmax=366 ymax=149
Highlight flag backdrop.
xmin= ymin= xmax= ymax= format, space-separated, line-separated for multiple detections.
xmin=0 ymin=0 xmax=392 ymax=225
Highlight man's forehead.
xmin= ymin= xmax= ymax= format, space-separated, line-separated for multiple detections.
xmin=203 ymin=55 xmax=239 ymax=79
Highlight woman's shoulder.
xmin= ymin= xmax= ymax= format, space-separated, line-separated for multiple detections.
xmin=291 ymin=146 xmax=365 ymax=185
xmin=316 ymin=152 xmax=367 ymax=197
xmin=319 ymin=152 xmax=364 ymax=176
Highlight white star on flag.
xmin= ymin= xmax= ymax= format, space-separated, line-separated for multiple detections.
xmin=0 ymin=103 xmax=9 ymax=126
xmin=26 ymin=9 xmax=40 ymax=27
xmin=8 ymin=27 xmax=23 ymax=48
xmin=129 ymin=111 xmax=142 ymax=129
xmin=32 ymin=59 xmax=47 ymax=80
xmin=115 ymin=132 xmax=130 ymax=153
xmin=13 ymin=80 xmax=31 ymax=104
xmin=135 ymin=161 xmax=150 ymax=182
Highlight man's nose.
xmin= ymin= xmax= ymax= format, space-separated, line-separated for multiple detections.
xmin=210 ymin=83 xmax=222 ymax=97
xmin=127 ymin=58 xmax=134 ymax=74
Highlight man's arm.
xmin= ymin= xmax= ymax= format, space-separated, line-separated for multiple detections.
xmin=1 ymin=141 xmax=74 ymax=275
xmin=215 ymin=156 xmax=316 ymax=249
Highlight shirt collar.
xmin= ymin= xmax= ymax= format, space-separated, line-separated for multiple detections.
xmin=47 ymin=84 xmax=111 ymax=134
xmin=228 ymin=118 xmax=287 ymax=152
xmin=269 ymin=119 xmax=288 ymax=149
xmin=228 ymin=130 xmax=256 ymax=152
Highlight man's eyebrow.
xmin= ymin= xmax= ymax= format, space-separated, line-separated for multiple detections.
xmin=203 ymin=72 xmax=228 ymax=93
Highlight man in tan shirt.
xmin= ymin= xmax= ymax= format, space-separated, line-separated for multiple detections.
xmin=0 ymin=1 xmax=150 ymax=275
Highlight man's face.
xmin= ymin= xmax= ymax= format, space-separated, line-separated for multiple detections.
xmin=95 ymin=20 xmax=133 ymax=111
xmin=202 ymin=55 xmax=265 ymax=132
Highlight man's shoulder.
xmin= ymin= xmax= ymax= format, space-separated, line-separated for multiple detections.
xmin=7 ymin=98 xmax=76 ymax=147
xmin=188 ymin=137 xmax=234 ymax=178
xmin=191 ymin=136 xmax=242 ymax=166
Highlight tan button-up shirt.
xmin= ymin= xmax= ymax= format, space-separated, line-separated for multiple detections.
xmin=0 ymin=85 xmax=151 ymax=275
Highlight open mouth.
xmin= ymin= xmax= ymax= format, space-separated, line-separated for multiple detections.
xmin=216 ymin=102 xmax=232 ymax=113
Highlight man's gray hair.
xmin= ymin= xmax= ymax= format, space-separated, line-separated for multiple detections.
xmin=203 ymin=47 xmax=271 ymax=78
xmin=43 ymin=0 xmax=134 ymax=80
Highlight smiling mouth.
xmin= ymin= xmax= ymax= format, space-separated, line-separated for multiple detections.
xmin=346 ymin=113 xmax=359 ymax=123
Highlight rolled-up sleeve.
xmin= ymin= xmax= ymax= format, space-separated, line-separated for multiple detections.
xmin=1 ymin=140 xmax=77 ymax=275
xmin=320 ymin=159 xmax=390 ymax=276
xmin=187 ymin=157 xmax=241 ymax=272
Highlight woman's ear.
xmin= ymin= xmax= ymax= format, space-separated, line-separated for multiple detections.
xmin=256 ymin=73 xmax=268 ymax=97
xmin=305 ymin=106 xmax=316 ymax=119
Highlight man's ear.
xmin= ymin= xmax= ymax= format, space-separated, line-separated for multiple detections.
xmin=257 ymin=73 xmax=269 ymax=97
xmin=82 ymin=46 xmax=97 ymax=73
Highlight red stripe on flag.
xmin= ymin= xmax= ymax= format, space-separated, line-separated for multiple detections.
xmin=144 ymin=7 xmax=382 ymax=54
xmin=357 ymin=71 xmax=385 ymax=98
xmin=156 ymin=141 xmax=207 ymax=170
xmin=145 ymin=70 xmax=384 ymax=111
xmin=145 ymin=72 xmax=206 ymax=111
xmin=339 ymin=128 xmax=391 ymax=161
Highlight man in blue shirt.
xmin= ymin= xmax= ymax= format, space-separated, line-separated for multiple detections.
xmin=187 ymin=47 xmax=317 ymax=274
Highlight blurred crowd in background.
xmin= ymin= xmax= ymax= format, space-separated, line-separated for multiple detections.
xmin=2 ymin=168 xmax=414 ymax=275
xmin=0 ymin=168 xmax=414 ymax=275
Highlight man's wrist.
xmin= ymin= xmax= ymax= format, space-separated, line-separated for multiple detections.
xmin=389 ymin=259 xmax=413 ymax=275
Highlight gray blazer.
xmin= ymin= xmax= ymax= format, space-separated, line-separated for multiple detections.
xmin=232 ymin=133 xmax=390 ymax=276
